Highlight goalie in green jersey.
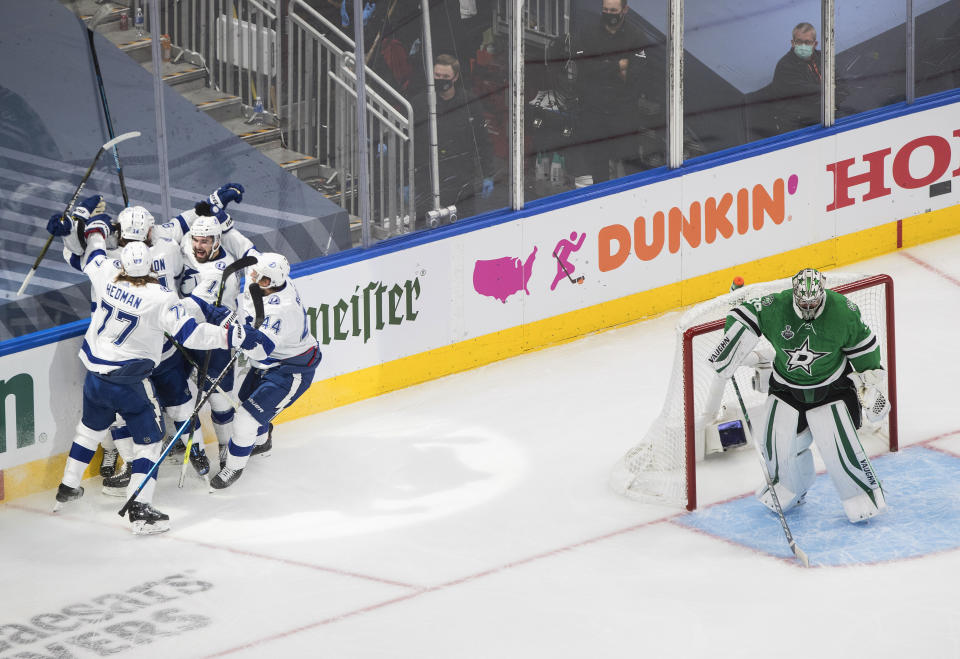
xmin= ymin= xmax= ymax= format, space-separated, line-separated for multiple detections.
xmin=708 ymin=268 xmax=890 ymax=523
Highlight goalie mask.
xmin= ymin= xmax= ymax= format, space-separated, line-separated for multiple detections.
xmin=120 ymin=241 xmax=152 ymax=277
xmin=118 ymin=206 xmax=155 ymax=242
xmin=251 ymin=252 xmax=290 ymax=290
xmin=792 ymin=268 xmax=825 ymax=320
xmin=189 ymin=215 xmax=222 ymax=262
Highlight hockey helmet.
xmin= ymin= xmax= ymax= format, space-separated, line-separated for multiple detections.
xmin=118 ymin=205 xmax=155 ymax=242
xmin=792 ymin=268 xmax=825 ymax=320
xmin=190 ymin=215 xmax=222 ymax=253
xmin=120 ymin=241 xmax=152 ymax=277
xmin=251 ymin=252 xmax=290 ymax=289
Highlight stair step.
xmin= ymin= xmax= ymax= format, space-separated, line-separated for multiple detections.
xmin=141 ymin=60 xmax=208 ymax=92
xmin=221 ymin=117 xmax=283 ymax=145
xmin=258 ymin=145 xmax=320 ymax=176
xmin=97 ymin=28 xmax=154 ymax=63
xmin=182 ymin=88 xmax=242 ymax=122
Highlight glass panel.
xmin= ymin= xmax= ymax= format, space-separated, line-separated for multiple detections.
xmin=836 ymin=0 xmax=907 ymax=118
xmin=685 ymin=1 xmax=820 ymax=150
xmin=915 ymin=0 xmax=960 ymax=98
xmin=524 ymin=0 xmax=667 ymax=200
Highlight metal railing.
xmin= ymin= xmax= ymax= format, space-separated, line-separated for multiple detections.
xmin=287 ymin=0 xmax=415 ymax=238
xmin=495 ymin=0 xmax=570 ymax=45
xmin=144 ymin=0 xmax=281 ymax=117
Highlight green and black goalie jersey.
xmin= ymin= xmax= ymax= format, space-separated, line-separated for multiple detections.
xmin=710 ymin=289 xmax=882 ymax=390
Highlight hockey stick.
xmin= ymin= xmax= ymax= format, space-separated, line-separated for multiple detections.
xmin=179 ymin=254 xmax=258 ymax=487
xmin=119 ymin=282 xmax=265 ymax=516
xmin=17 ymin=131 xmax=141 ymax=296
xmin=552 ymin=250 xmax=584 ymax=285
xmin=731 ymin=377 xmax=811 ymax=567
xmin=87 ymin=25 xmax=130 ymax=207
xmin=164 ymin=335 xmax=241 ymax=410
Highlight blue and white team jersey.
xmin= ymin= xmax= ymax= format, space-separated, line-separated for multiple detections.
xmin=79 ymin=250 xmax=226 ymax=376
xmin=238 ymin=279 xmax=319 ymax=370
xmin=178 ymin=241 xmax=243 ymax=310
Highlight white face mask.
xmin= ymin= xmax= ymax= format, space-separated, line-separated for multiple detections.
xmin=793 ymin=43 xmax=814 ymax=59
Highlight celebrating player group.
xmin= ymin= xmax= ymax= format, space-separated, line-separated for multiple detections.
xmin=45 ymin=183 xmax=320 ymax=535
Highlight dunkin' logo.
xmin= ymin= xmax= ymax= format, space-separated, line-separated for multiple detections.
xmin=598 ymin=175 xmax=798 ymax=272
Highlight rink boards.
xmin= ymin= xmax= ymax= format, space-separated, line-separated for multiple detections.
xmin=2 ymin=93 xmax=960 ymax=500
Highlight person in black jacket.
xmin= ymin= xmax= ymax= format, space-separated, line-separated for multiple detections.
xmin=768 ymin=22 xmax=824 ymax=133
xmin=411 ymin=54 xmax=496 ymax=226
xmin=569 ymin=0 xmax=664 ymax=185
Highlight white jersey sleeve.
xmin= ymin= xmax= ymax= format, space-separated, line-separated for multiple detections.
xmin=239 ymin=280 xmax=318 ymax=368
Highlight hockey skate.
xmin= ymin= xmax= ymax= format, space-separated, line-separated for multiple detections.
xmin=102 ymin=462 xmax=132 ymax=497
xmin=99 ymin=448 xmax=119 ymax=477
xmin=53 ymin=483 xmax=84 ymax=512
xmin=127 ymin=501 xmax=170 ymax=535
xmin=210 ymin=466 xmax=243 ymax=489
xmin=250 ymin=424 xmax=273 ymax=457
xmin=189 ymin=443 xmax=211 ymax=476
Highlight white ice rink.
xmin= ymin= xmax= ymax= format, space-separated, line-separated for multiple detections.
xmin=3 ymin=235 xmax=960 ymax=659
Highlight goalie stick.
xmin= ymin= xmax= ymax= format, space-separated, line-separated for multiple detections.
xmin=731 ymin=377 xmax=811 ymax=567
xmin=179 ymin=254 xmax=259 ymax=488
xmin=119 ymin=281 xmax=265 ymax=516
xmin=17 ymin=131 xmax=141 ymax=296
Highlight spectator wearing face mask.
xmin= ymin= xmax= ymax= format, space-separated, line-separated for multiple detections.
xmin=769 ymin=22 xmax=824 ymax=133
xmin=568 ymin=0 xmax=663 ymax=186
xmin=410 ymin=53 xmax=497 ymax=227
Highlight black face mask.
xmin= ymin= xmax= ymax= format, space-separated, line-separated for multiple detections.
xmin=602 ymin=12 xmax=622 ymax=29
xmin=436 ymin=79 xmax=453 ymax=92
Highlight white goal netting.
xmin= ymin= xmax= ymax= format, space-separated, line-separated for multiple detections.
xmin=610 ymin=272 xmax=895 ymax=510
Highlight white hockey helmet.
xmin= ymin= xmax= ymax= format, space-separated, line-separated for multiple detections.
xmin=252 ymin=252 xmax=290 ymax=289
xmin=118 ymin=205 xmax=155 ymax=242
xmin=120 ymin=241 xmax=152 ymax=277
xmin=792 ymin=268 xmax=825 ymax=320
xmin=190 ymin=215 xmax=222 ymax=251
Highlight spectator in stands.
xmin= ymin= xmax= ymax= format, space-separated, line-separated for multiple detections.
xmin=411 ymin=53 xmax=497 ymax=227
xmin=569 ymin=0 xmax=664 ymax=186
xmin=768 ymin=22 xmax=824 ymax=133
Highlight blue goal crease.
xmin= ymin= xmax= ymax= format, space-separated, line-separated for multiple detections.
xmin=673 ymin=446 xmax=960 ymax=567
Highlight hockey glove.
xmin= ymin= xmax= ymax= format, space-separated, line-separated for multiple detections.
xmin=207 ymin=304 xmax=235 ymax=326
xmin=747 ymin=347 xmax=774 ymax=394
xmin=210 ymin=182 xmax=244 ymax=209
xmin=46 ymin=213 xmax=73 ymax=237
xmin=83 ymin=214 xmax=113 ymax=241
xmin=72 ymin=194 xmax=106 ymax=222
xmin=848 ymin=369 xmax=891 ymax=423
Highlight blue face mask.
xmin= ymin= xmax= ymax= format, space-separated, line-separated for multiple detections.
xmin=793 ymin=44 xmax=814 ymax=59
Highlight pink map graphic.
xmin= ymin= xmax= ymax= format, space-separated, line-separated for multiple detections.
xmin=473 ymin=247 xmax=538 ymax=303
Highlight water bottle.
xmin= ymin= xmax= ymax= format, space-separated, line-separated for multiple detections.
xmin=730 ymin=276 xmax=745 ymax=293
xmin=119 ymin=10 xmax=129 ymax=31
xmin=253 ymin=96 xmax=264 ymax=126
xmin=134 ymin=7 xmax=144 ymax=39
xmin=549 ymin=152 xmax=562 ymax=185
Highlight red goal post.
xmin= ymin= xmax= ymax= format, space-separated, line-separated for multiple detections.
xmin=611 ymin=273 xmax=898 ymax=511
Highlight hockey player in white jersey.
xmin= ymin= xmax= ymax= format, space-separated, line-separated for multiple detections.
xmin=51 ymin=221 xmax=233 ymax=534
xmin=197 ymin=253 xmax=321 ymax=489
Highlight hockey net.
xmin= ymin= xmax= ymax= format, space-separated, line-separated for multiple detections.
xmin=610 ymin=272 xmax=898 ymax=510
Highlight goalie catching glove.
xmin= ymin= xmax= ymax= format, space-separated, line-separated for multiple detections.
xmin=848 ymin=369 xmax=891 ymax=422
xmin=742 ymin=346 xmax=775 ymax=394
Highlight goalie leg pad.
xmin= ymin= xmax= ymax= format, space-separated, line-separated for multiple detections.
xmin=807 ymin=400 xmax=886 ymax=522
xmin=754 ymin=397 xmax=815 ymax=512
